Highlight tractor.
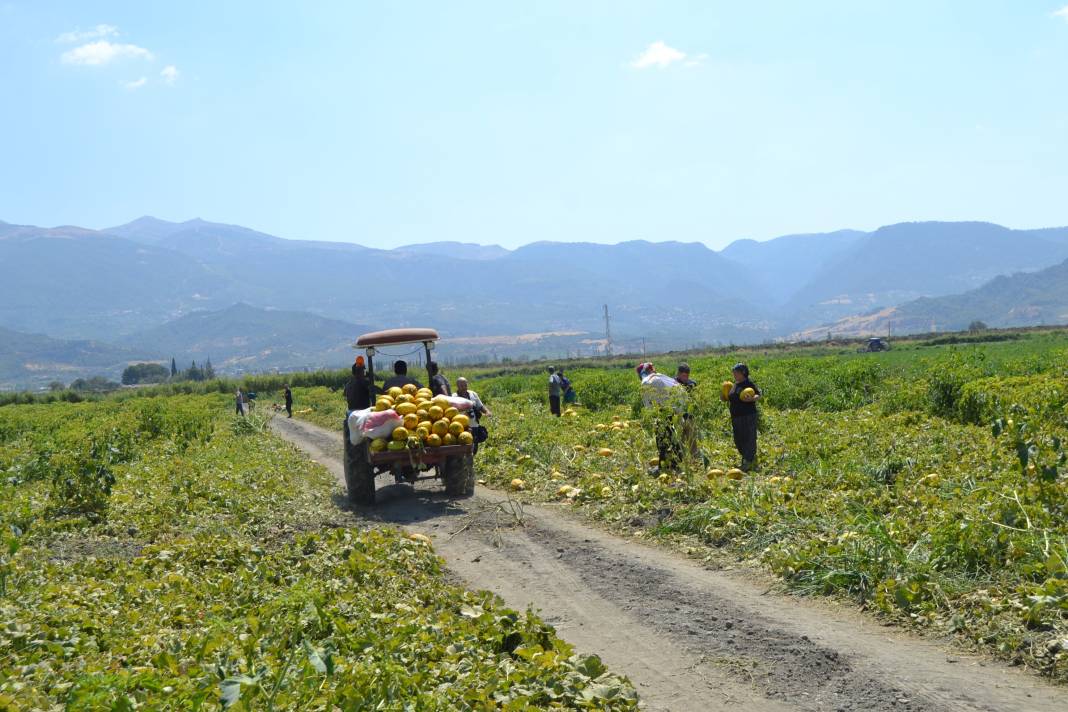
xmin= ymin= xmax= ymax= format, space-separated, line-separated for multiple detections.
xmin=859 ymin=337 xmax=891 ymax=353
xmin=342 ymin=327 xmax=475 ymax=505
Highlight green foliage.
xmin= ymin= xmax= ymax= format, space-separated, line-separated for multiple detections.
xmin=0 ymin=394 xmax=637 ymax=708
xmin=121 ymin=362 xmax=170 ymax=385
xmin=287 ymin=331 xmax=1068 ymax=681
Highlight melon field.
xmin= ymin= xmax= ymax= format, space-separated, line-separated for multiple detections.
xmin=0 ymin=396 xmax=636 ymax=709
xmin=290 ymin=332 xmax=1068 ymax=683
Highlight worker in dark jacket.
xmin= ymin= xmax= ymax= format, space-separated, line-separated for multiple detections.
xmin=727 ymin=363 xmax=761 ymax=471
xmin=283 ymin=384 xmax=293 ymax=418
xmin=383 ymin=360 xmax=423 ymax=391
xmin=345 ymin=356 xmax=373 ymax=411
xmin=427 ymin=361 xmax=451 ymax=397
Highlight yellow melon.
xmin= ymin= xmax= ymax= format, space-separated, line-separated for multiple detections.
xmin=415 ymin=426 xmax=430 ymax=441
xmin=444 ymin=407 xmax=459 ymax=420
xmin=388 ymin=387 xmax=403 ymax=399
xmin=448 ymin=421 xmax=464 ymax=436
xmin=426 ymin=433 xmax=442 ymax=447
xmin=402 ymin=383 xmax=418 ymax=395
xmin=387 ymin=440 xmax=406 ymax=451
xmin=721 ymin=381 xmax=733 ymax=401
xmin=458 ymin=430 xmax=474 ymax=445
xmin=428 ymin=405 xmax=444 ymax=421
xmin=370 ymin=437 xmax=388 ymax=452
xmin=443 ymin=433 xmax=455 ymax=446
xmin=740 ymin=387 xmax=756 ymax=402
xmin=395 ymin=402 xmax=417 ymax=416
xmin=391 ymin=426 xmax=409 ymax=442
xmin=416 ymin=408 xmax=430 ymax=421
xmin=432 ymin=420 xmax=449 ymax=437
xmin=451 ymin=413 xmax=470 ymax=429
xmin=402 ymin=413 xmax=419 ymax=430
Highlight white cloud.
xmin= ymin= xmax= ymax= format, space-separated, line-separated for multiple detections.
xmin=56 ymin=24 xmax=118 ymax=44
xmin=1055 ymin=5 xmax=1068 ymax=21
xmin=61 ymin=40 xmax=154 ymax=66
xmin=122 ymin=77 xmax=147 ymax=90
xmin=160 ymin=65 xmax=179 ymax=85
xmin=630 ymin=41 xmax=690 ymax=70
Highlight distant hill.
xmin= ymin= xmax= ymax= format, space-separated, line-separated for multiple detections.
xmin=396 ymin=241 xmax=510 ymax=261
xmin=721 ymin=229 xmax=865 ymax=305
xmin=0 ymin=326 xmax=147 ymax=390
xmin=784 ymin=222 xmax=1068 ymax=325
xmin=793 ymin=257 xmax=1068 ymax=340
xmin=0 ymin=227 xmax=233 ymax=337
xmin=7 ymin=215 xmax=1068 ymax=386
xmin=123 ymin=303 xmax=369 ymax=374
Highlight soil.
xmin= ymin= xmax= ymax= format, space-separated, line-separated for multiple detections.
xmin=272 ymin=416 xmax=1068 ymax=712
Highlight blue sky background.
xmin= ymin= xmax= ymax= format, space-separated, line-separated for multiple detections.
xmin=1 ymin=1 xmax=1067 ymax=249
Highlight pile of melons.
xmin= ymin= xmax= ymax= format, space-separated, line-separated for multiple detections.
xmin=370 ymin=384 xmax=474 ymax=452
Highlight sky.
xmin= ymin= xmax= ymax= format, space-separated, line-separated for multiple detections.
xmin=1 ymin=1 xmax=1067 ymax=250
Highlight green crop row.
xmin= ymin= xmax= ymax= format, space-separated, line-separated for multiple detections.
xmin=0 ymin=395 xmax=636 ymax=709
xmin=291 ymin=332 xmax=1068 ymax=682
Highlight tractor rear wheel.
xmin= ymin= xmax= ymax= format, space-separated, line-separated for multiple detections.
xmin=343 ymin=424 xmax=375 ymax=505
xmin=443 ymin=453 xmax=475 ymax=496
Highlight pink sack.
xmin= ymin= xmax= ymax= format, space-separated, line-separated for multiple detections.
xmin=443 ymin=395 xmax=474 ymax=412
xmin=361 ymin=409 xmax=402 ymax=439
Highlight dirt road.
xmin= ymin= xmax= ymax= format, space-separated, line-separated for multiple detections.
xmin=272 ymin=416 xmax=1068 ymax=712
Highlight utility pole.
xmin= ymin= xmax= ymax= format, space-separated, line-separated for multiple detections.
xmin=603 ymin=304 xmax=613 ymax=358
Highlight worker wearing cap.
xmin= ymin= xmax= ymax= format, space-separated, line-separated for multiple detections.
xmin=637 ymin=362 xmax=685 ymax=473
xmin=727 ymin=363 xmax=762 ymax=471
xmin=345 ymin=356 xmax=374 ymax=412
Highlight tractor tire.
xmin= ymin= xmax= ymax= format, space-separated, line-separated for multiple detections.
xmin=343 ymin=424 xmax=375 ymax=505
xmin=443 ymin=453 xmax=475 ymax=497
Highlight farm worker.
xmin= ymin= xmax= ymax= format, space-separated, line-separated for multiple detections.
xmin=548 ymin=367 xmax=563 ymax=416
xmin=455 ymin=377 xmax=492 ymax=453
xmin=675 ymin=363 xmax=697 ymax=391
xmin=560 ymin=369 xmax=577 ymax=405
xmin=345 ymin=356 xmax=373 ymax=411
xmin=283 ymin=384 xmax=293 ymax=418
xmin=637 ymin=362 xmax=685 ymax=473
xmin=427 ymin=361 xmax=451 ymax=398
xmin=727 ymin=363 xmax=762 ymax=472
xmin=383 ymin=360 xmax=423 ymax=391
xmin=235 ymin=389 xmax=245 ymax=416
xmin=675 ymin=363 xmax=702 ymax=461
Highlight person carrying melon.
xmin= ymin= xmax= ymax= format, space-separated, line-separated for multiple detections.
xmin=727 ymin=363 xmax=761 ymax=472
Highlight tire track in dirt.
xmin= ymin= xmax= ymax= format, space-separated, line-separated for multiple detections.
xmin=272 ymin=416 xmax=1068 ymax=712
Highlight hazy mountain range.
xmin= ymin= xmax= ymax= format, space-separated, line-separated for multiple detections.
xmin=3 ymin=215 xmax=1068 ymax=389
